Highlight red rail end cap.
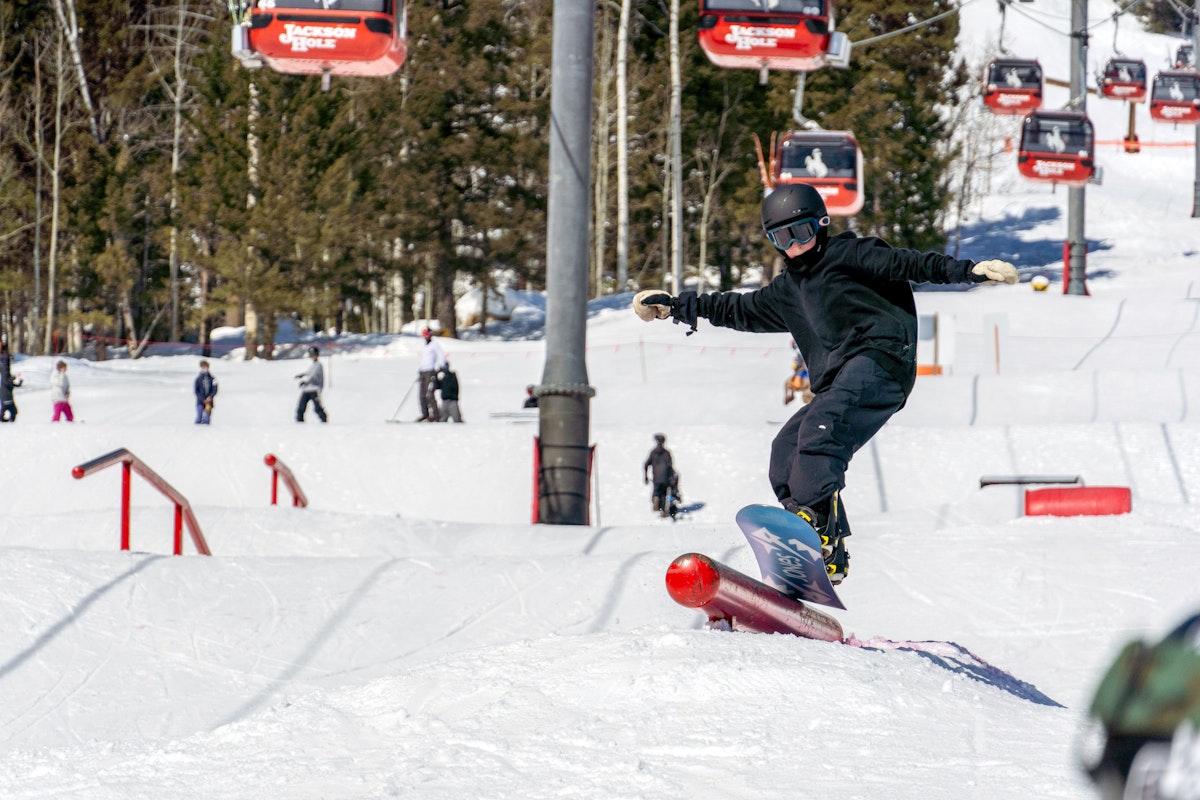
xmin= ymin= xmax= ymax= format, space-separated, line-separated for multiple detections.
xmin=264 ymin=454 xmax=277 ymax=466
xmin=665 ymin=553 xmax=721 ymax=608
xmin=71 ymin=466 xmax=85 ymax=479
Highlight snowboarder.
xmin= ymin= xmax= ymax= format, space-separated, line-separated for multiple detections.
xmin=523 ymin=385 xmax=539 ymax=409
xmin=643 ymin=433 xmax=675 ymax=517
xmin=194 ymin=360 xmax=218 ymax=424
xmin=436 ymin=360 xmax=463 ymax=423
xmin=633 ymin=183 xmax=1018 ymax=584
xmin=295 ymin=346 xmax=328 ymax=423
xmin=51 ymin=360 xmax=75 ymax=422
xmin=416 ymin=326 xmax=446 ymax=422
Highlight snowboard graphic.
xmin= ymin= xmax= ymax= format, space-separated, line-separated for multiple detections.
xmin=735 ymin=504 xmax=846 ymax=610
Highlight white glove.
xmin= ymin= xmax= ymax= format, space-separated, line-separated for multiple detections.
xmin=633 ymin=290 xmax=674 ymax=321
xmin=972 ymin=260 xmax=1019 ymax=285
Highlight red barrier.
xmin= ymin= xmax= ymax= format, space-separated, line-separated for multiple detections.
xmin=1024 ymin=486 xmax=1132 ymax=517
xmin=665 ymin=553 xmax=843 ymax=642
xmin=71 ymin=448 xmax=211 ymax=556
xmin=264 ymin=454 xmax=308 ymax=508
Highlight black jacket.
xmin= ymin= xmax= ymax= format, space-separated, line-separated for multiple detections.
xmin=437 ymin=370 xmax=460 ymax=401
xmin=671 ymin=232 xmax=982 ymax=396
xmin=643 ymin=446 xmax=674 ymax=485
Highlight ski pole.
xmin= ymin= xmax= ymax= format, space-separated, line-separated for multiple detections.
xmin=388 ymin=378 xmax=419 ymax=422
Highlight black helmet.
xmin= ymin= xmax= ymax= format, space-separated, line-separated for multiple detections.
xmin=761 ymin=184 xmax=827 ymax=234
xmin=308 ymin=346 xmax=320 ymax=358
xmin=654 ymin=433 xmax=666 ymax=444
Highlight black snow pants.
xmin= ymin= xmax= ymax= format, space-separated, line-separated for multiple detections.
xmin=768 ymin=353 xmax=908 ymax=519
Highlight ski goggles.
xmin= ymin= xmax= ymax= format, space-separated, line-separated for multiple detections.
xmin=765 ymin=215 xmax=831 ymax=249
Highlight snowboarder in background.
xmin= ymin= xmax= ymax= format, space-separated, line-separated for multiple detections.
xmin=194 ymin=360 xmax=218 ymax=424
xmin=784 ymin=339 xmax=813 ymax=406
xmin=436 ymin=360 xmax=463 ymax=423
xmin=0 ymin=341 xmax=21 ymax=422
xmin=295 ymin=346 xmax=328 ymax=423
xmin=643 ymin=433 xmax=675 ymax=517
xmin=523 ymin=385 xmax=539 ymax=409
xmin=417 ymin=326 xmax=446 ymax=422
xmin=633 ymin=183 xmax=1018 ymax=584
xmin=51 ymin=360 xmax=75 ymax=422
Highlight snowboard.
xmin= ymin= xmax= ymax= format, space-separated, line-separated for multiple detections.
xmin=735 ymin=504 xmax=846 ymax=610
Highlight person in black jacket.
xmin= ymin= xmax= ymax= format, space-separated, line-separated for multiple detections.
xmin=643 ymin=433 xmax=675 ymax=517
xmin=0 ymin=341 xmax=21 ymax=423
xmin=436 ymin=361 xmax=463 ymax=423
xmin=633 ymin=184 xmax=1018 ymax=583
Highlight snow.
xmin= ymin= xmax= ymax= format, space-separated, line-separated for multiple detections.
xmin=2 ymin=4 xmax=1199 ymax=798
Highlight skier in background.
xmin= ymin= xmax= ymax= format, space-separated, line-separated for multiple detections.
xmin=51 ymin=360 xmax=75 ymax=422
xmin=416 ymin=326 xmax=446 ymax=422
xmin=295 ymin=346 xmax=328 ymax=423
xmin=193 ymin=360 xmax=217 ymax=425
xmin=633 ymin=183 xmax=1018 ymax=584
xmin=642 ymin=433 xmax=675 ymax=517
xmin=0 ymin=341 xmax=21 ymax=423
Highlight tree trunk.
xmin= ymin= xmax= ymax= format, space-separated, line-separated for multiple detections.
xmin=616 ymin=0 xmax=631 ymax=293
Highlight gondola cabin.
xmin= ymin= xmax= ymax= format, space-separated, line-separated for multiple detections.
xmin=1100 ymin=58 xmax=1147 ymax=103
xmin=1017 ymin=110 xmax=1095 ymax=187
xmin=1149 ymin=70 xmax=1200 ymax=124
xmin=233 ymin=0 xmax=407 ymax=82
xmin=697 ymin=0 xmax=850 ymax=75
xmin=982 ymin=58 xmax=1043 ymax=115
xmin=773 ymin=130 xmax=864 ymax=216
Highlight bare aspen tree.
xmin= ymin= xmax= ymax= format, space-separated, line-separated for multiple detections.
xmin=50 ymin=0 xmax=101 ymax=143
xmin=693 ymin=101 xmax=739 ymax=278
xmin=143 ymin=0 xmax=213 ymax=342
xmin=668 ymin=0 xmax=683 ymax=293
xmin=44 ymin=28 xmax=69 ymax=355
xmin=615 ymin=0 xmax=631 ymax=293
xmin=592 ymin=4 xmax=613 ymax=297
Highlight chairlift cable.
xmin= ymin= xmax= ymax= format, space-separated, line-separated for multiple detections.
xmin=850 ymin=2 xmax=977 ymax=49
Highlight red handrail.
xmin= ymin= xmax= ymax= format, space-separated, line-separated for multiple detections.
xmin=71 ymin=448 xmax=211 ymax=556
xmin=264 ymin=454 xmax=308 ymax=508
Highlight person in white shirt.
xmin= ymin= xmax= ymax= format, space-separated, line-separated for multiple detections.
xmin=417 ymin=327 xmax=446 ymax=422
xmin=294 ymin=346 xmax=328 ymax=423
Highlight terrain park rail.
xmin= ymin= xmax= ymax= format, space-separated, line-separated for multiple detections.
xmin=72 ymin=448 xmax=211 ymax=556
xmin=665 ymin=553 xmax=842 ymax=642
xmin=264 ymin=453 xmax=308 ymax=508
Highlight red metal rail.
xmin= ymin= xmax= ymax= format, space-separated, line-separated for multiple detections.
xmin=71 ymin=448 xmax=211 ymax=556
xmin=666 ymin=553 xmax=843 ymax=642
xmin=264 ymin=454 xmax=308 ymax=508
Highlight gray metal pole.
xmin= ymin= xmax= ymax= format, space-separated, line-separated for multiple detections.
xmin=537 ymin=0 xmax=596 ymax=525
xmin=669 ymin=0 xmax=684 ymax=294
xmin=1193 ymin=0 xmax=1200 ymax=217
xmin=1066 ymin=0 xmax=1089 ymax=295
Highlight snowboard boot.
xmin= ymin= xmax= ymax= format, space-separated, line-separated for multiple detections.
xmin=784 ymin=492 xmax=848 ymax=583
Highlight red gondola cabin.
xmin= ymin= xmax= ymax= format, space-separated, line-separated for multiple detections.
xmin=1150 ymin=70 xmax=1200 ymax=124
xmin=773 ymin=130 xmax=864 ymax=216
xmin=697 ymin=0 xmax=850 ymax=76
xmin=234 ymin=0 xmax=407 ymax=81
xmin=983 ymin=58 xmax=1043 ymax=115
xmin=1100 ymin=58 xmax=1147 ymax=103
xmin=1017 ymin=110 xmax=1095 ymax=187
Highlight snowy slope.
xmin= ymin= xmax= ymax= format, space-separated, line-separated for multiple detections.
xmin=1 ymin=2 xmax=1199 ymax=798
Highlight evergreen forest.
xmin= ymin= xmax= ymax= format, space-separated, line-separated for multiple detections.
xmin=0 ymin=0 xmax=974 ymax=356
